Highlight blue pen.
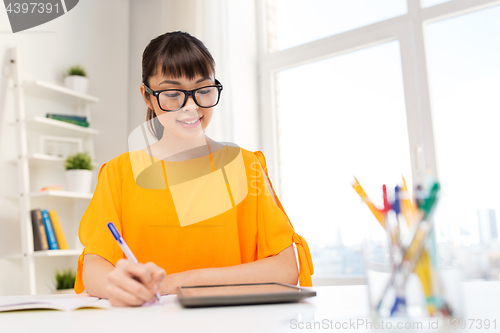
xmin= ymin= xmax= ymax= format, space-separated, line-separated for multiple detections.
xmin=390 ymin=186 xmax=406 ymax=316
xmin=107 ymin=222 xmax=161 ymax=302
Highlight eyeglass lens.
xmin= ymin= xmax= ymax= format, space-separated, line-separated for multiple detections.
xmin=158 ymin=87 xmax=219 ymax=111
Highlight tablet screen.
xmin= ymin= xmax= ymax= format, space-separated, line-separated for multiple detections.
xmin=180 ymin=283 xmax=302 ymax=298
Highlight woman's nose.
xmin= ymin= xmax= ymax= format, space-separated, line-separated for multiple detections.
xmin=183 ymin=95 xmax=198 ymax=111
xmin=185 ymin=95 xmax=196 ymax=106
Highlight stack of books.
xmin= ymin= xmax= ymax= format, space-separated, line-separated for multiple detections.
xmin=46 ymin=113 xmax=89 ymax=128
xmin=30 ymin=209 xmax=69 ymax=251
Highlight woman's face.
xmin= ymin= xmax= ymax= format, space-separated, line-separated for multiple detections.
xmin=140 ymin=71 xmax=216 ymax=140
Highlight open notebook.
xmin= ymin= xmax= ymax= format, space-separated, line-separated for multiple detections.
xmin=0 ymin=294 xmax=176 ymax=312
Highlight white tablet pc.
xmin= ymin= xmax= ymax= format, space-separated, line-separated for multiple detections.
xmin=176 ymin=282 xmax=316 ymax=308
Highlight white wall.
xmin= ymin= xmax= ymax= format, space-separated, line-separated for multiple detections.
xmin=127 ymin=0 xmax=208 ymax=139
xmin=128 ymin=0 xmax=167 ymax=136
xmin=0 ymin=0 xmax=260 ymax=295
xmin=211 ymin=0 xmax=259 ymax=151
xmin=128 ymin=0 xmax=260 ymax=151
xmin=0 ymin=0 xmax=130 ymax=294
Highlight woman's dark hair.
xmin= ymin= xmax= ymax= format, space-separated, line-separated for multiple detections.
xmin=142 ymin=31 xmax=216 ymax=140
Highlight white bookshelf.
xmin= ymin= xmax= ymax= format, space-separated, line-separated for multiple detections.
xmin=22 ymin=78 xmax=100 ymax=104
xmin=3 ymin=249 xmax=83 ymax=260
xmin=32 ymin=249 xmax=83 ymax=258
xmin=8 ymin=153 xmax=99 ymax=169
xmin=5 ymin=46 xmax=99 ymax=295
xmin=30 ymin=190 xmax=93 ymax=200
xmin=25 ymin=116 xmax=99 ymax=135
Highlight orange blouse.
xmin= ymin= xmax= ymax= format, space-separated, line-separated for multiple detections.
xmin=75 ymin=146 xmax=313 ymax=293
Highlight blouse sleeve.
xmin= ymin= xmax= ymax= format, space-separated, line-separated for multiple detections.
xmin=74 ymin=161 xmax=125 ymax=294
xmin=253 ymin=151 xmax=314 ymax=287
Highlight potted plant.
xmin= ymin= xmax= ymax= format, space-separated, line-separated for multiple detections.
xmin=52 ymin=268 xmax=76 ymax=294
xmin=64 ymin=151 xmax=93 ymax=193
xmin=64 ymin=64 xmax=89 ymax=94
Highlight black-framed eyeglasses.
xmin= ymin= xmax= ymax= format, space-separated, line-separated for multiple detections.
xmin=143 ymin=79 xmax=223 ymax=112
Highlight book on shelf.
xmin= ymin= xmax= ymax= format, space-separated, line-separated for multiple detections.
xmin=31 ymin=208 xmax=70 ymax=251
xmin=46 ymin=113 xmax=87 ymax=122
xmin=45 ymin=114 xmax=89 ymax=128
xmin=30 ymin=209 xmax=49 ymax=251
xmin=48 ymin=210 xmax=69 ymax=250
xmin=41 ymin=209 xmax=59 ymax=250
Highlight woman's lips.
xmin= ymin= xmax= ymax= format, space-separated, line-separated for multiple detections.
xmin=177 ymin=116 xmax=202 ymax=128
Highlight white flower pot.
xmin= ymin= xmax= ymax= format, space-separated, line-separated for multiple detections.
xmin=64 ymin=75 xmax=89 ymax=94
xmin=65 ymin=169 xmax=93 ymax=194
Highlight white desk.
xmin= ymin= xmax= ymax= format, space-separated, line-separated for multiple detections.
xmin=1 ymin=282 xmax=499 ymax=333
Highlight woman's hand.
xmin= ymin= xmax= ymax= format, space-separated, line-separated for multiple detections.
xmin=105 ymin=259 xmax=166 ymax=306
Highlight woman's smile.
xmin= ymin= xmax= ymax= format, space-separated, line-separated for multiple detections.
xmin=177 ymin=115 xmax=203 ymax=128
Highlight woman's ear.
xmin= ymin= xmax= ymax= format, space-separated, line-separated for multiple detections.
xmin=140 ymin=84 xmax=154 ymax=110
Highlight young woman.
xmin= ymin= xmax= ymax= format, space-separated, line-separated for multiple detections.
xmin=75 ymin=31 xmax=313 ymax=307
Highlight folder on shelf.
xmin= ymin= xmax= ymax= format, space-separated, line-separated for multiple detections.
xmin=46 ymin=113 xmax=87 ymax=122
xmin=46 ymin=114 xmax=89 ymax=127
xmin=41 ymin=209 xmax=59 ymax=250
xmin=48 ymin=210 xmax=68 ymax=250
xmin=30 ymin=209 xmax=49 ymax=251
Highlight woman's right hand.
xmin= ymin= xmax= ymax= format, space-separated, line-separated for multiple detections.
xmin=105 ymin=259 xmax=166 ymax=306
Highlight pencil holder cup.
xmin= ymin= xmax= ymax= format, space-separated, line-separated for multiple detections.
xmin=362 ymin=222 xmax=463 ymax=324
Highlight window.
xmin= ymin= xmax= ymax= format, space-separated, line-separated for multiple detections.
xmin=426 ymin=6 xmax=500 ymax=248
xmin=421 ymin=0 xmax=451 ymax=8
xmin=258 ymin=0 xmax=500 ymax=283
xmin=268 ymin=0 xmax=407 ymax=51
xmin=276 ymin=41 xmax=412 ymax=277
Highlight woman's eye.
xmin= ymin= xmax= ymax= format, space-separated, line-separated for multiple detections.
xmin=165 ymin=92 xmax=181 ymax=98
xmin=198 ymin=89 xmax=211 ymax=95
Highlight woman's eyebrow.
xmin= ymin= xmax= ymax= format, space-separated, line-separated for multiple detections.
xmin=159 ymin=80 xmax=181 ymax=86
xmin=158 ymin=77 xmax=211 ymax=86
xmin=196 ymin=77 xmax=211 ymax=83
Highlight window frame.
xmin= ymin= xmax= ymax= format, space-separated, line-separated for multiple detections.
xmin=256 ymin=0 xmax=500 ymax=198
